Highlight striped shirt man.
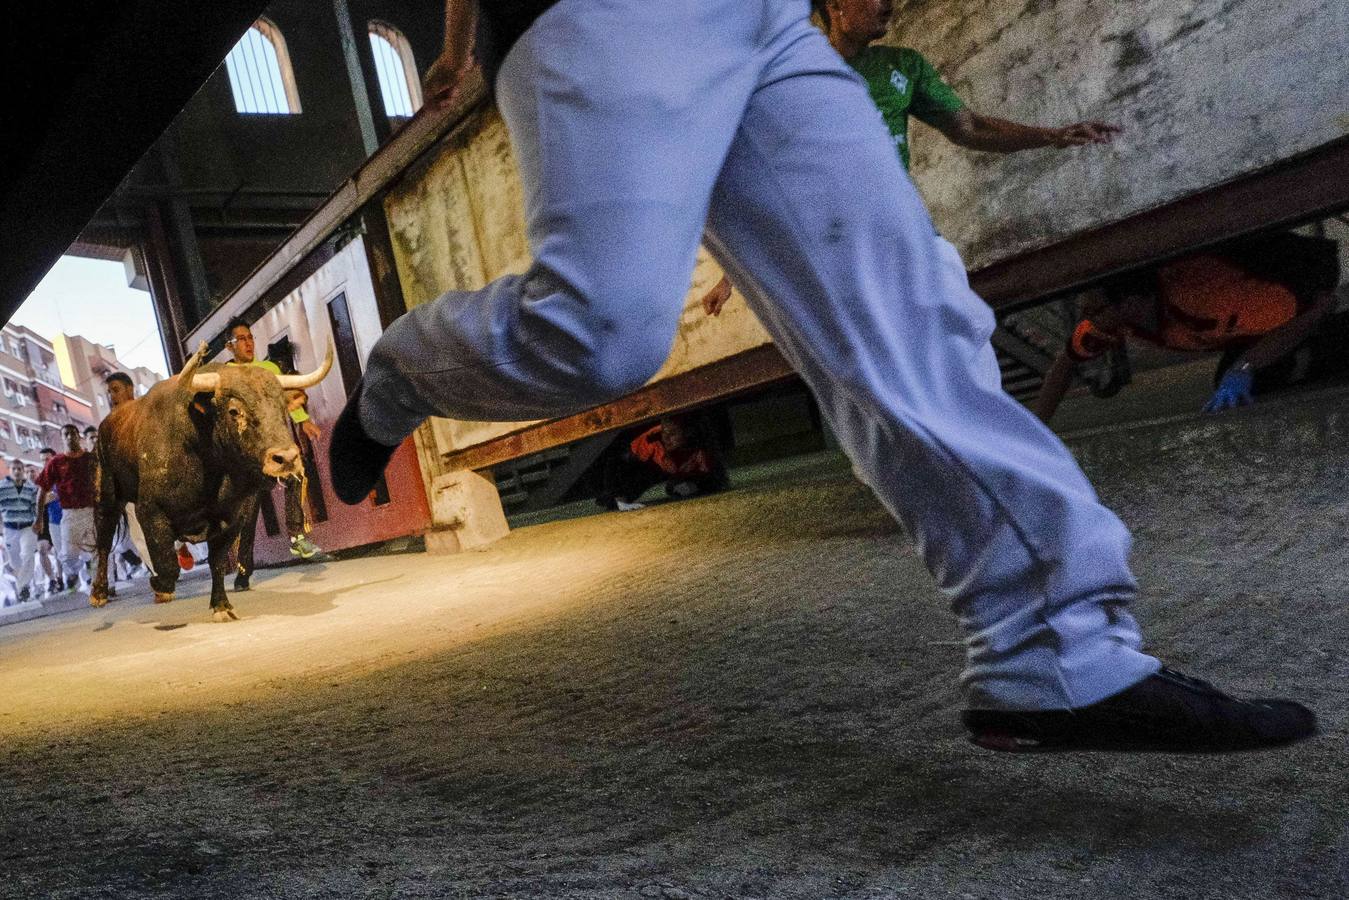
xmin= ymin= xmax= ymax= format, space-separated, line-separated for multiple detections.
xmin=0 ymin=473 xmax=39 ymax=528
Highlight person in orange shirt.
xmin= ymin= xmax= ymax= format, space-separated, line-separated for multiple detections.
xmin=1036 ymin=231 xmax=1341 ymax=424
xmin=597 ymin=414 xmax=729 ymax=512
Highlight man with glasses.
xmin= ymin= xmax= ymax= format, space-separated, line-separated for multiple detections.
xmin=226 ymin=319 xmax=322 ymax=563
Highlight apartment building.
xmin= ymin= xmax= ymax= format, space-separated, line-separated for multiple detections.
xmin=0 ymin=325 xmax=97 ymax=474
xmin=52 ymin=333 xmax=160 ymax=424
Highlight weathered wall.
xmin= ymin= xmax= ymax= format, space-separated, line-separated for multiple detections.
xmin=384 ymin=0 xmax=1347 ymax=466
xmin=898 ymin=0 xmax=1349 ymax=267
xmin=382 ymin=108 xmax=771 ymax=460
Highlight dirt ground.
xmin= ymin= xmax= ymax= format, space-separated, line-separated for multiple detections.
xmin=0 ymin=441 xmax=1345 ymax=899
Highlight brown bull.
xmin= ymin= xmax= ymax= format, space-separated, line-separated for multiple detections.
xmin=93 ymin=342 xmax=332 ymax=621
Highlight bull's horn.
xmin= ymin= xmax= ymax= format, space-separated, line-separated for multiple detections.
xmin=276 ymin=342 xmax=334 ymax=390
xmin=190 ymin=372 xmax=221 ymax=393
xmin=178 ymin=342 xmax=215 ymax=392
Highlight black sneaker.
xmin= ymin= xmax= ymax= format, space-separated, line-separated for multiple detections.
xmin=962 ymin=667 xmax=1316 ymax=754
xmin=329 ymin=378 xmax=399 ymax=506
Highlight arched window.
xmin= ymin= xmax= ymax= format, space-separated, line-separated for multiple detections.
xmin=225 ymin=18 xmax=302 ymax=114
xmin=368 ymin=22 xmax=423 ymax=119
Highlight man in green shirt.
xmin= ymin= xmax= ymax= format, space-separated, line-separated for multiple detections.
xmin=227 ymin=319 xmax=322 ymax=562
xmin=815 ymin=0 xmax=1119 ymax=171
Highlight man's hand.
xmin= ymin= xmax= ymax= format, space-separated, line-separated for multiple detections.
xmin=700 ymin=276 xmax=733 ymax=317
xmin=301 ymin=419 xmax=322 ymax=441
xmin=1203 ymin=368 xmax=1255 ymax=413
xmin=423 ymin=52 xmax=480 ymax=111
xmin=1048 ymin=121 xmax=1121 ymax=148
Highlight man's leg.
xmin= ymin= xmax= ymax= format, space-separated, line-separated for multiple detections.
xmin=335 ymin=0 xmax=763 ymax=500
xmin=67 ymin=508 xmax=98 ymax=590
xmin=16 ymin=528 xmax=37 ymax=597
xmin=3 ymin=528 xmax=29 ymax=599
xmin=284 ymin=477 xmax=320 ymax=558
xmin=56 ymin=518 xmax=81 ymax=586
xmin=700 ymin=13 xmax=1311 ymax=748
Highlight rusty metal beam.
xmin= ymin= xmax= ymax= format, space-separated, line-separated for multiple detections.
xmin=441 ymin=345 xmax=797 ymax=473
xmin=971 ymin=136 xmax=1349 ymax=311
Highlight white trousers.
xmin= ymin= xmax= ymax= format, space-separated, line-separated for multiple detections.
xmin=58 ymin=507 xmax=97 ymax=582
xmin=125 ymin=502 xmax=156 ymax=576
xmin=359 ymin=0 xmax=1159 ymax=710
xmin=3 ymin=526 xmax=37 ymax=593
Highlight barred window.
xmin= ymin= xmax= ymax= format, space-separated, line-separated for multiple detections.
xmin=368 ymin=22 xmax=422 ymax=119
xmin=225 ymin=18 xmax=302 ymax=115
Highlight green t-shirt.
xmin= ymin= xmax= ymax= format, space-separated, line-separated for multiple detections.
xmin=229 ymin=358 xmax=310 ymax=423
xmin=847 ymin=46 xmax=964 ymax=171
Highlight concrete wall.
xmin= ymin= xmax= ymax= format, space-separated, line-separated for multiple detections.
xmin=897 ymin=0 xmax=1349 ymax=268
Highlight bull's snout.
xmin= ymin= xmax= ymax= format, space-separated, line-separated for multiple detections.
xmin=262 ymin=444 xmax=303 ymax=479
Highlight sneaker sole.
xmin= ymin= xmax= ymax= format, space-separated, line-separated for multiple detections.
xmin=967 ymin=727 xmax=1318 ymax=754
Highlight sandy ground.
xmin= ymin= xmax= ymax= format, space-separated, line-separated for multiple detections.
xmin=0 ymin=440 xmax=1345 ymax=899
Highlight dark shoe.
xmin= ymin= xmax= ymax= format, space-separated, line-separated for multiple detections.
xmin=962 ymin=667 xmax=1316 ymax=754
xmin=329 ymin=379 xmax=399 ymax=506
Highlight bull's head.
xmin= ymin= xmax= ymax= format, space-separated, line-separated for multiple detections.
xmin=178 ymin=342 xmax=333 ymax=480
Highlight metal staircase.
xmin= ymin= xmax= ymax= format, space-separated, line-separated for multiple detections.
xmin=492 ymin=433 xmax=617 ymax=514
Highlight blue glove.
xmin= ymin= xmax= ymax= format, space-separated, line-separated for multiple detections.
xmin=1203 ymin=368 xmax=1255 ymax=413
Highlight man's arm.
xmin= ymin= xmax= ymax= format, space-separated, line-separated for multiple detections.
xmin=424 ymin=1 xmax=480 ymax=107
xmin=1033 ymin=351 xmax=1078 ymax=424
xmin=700 ymin=275 xmax=733 ymax=317
xmin=1233 ymin=292 xmax=1335 ymax=371
xmin=931 ymin=109 xmax=1120 ymax=154
xmin=1204 ymin=291 xmax=1336 ymax=412
xmin=1034 ymin=309 xmax=1129 ymax=423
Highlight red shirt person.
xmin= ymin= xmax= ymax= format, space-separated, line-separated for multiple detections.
xmin=35 ymin=424 xmax=98 ymax=591
xmin=598 ymin=415 xmax=729 ymax=511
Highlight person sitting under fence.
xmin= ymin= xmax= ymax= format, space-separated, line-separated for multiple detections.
xmin=1035 ymin=230 xmax=1343 ymax=424
xmin=597 ymin=414 xmax=730 ymax=512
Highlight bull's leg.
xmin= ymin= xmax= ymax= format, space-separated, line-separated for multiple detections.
xmin=233 ymin=493 xmax=261 ymax=592
xmin=140 ymin=504 xmax=181 ymax=604
xmin=90 ymin=460 xmax=121 ymax=608
xmin=207 ymin=535 xmax=238 ymax=622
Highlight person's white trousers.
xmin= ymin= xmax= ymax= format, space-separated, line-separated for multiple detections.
xmin=59 ymin=507 xmax=97 ymax=583
xmin=359 ymin=0 xmax=1159 ymax=710
xmin=3 ymin=525 xmax=37 ymax=593
xmin=125 ymin=503 xmax=156 ymax=576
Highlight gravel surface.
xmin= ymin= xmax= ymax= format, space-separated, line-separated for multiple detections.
xmin=0 ymin=443 xmax=1344 ymax=899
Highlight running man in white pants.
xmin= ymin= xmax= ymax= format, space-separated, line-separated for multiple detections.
xmin=330 ymin=0 xmax=1314 ymax=753
xmin=36 ymin=424 xmax=99 ymax=593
